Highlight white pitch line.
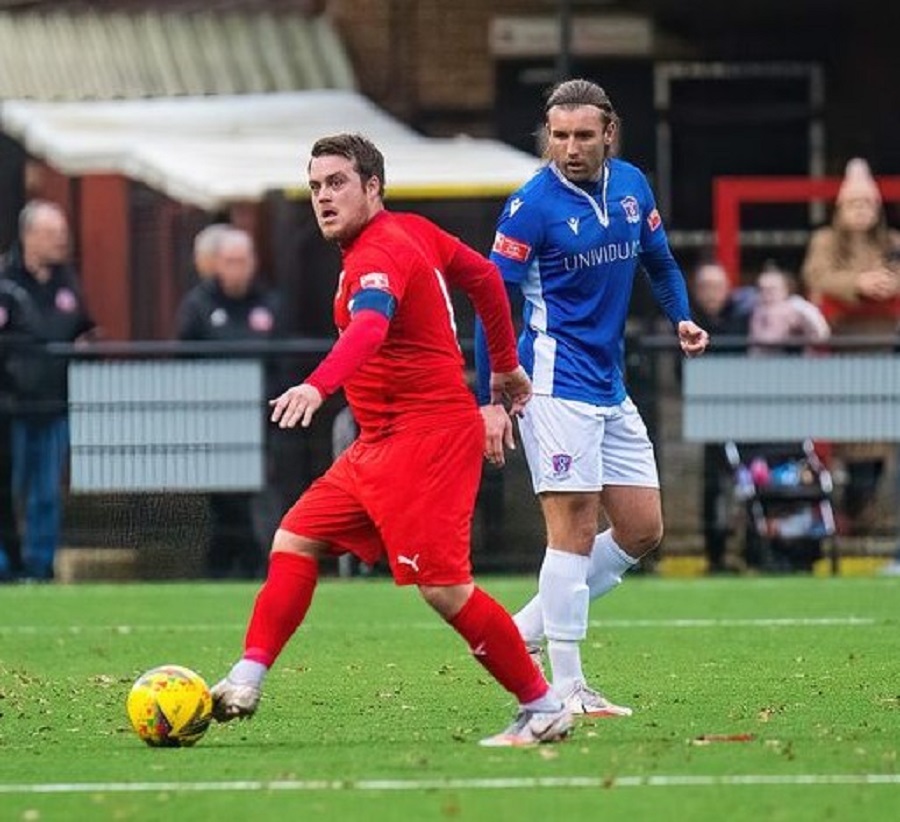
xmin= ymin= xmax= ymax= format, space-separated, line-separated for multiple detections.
xmin=1 ymin=774 xmax=899 ymax=795
xmin=589 ymin=617 xmax=877 ymax=628
xmin=0 ymin=616 xmax=878 ymax=635
xmin=0 ymin=624 xmax=246 ymax=635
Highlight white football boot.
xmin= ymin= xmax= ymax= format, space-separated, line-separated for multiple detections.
xmin=560 ymin=680 xmax=633 ymax=718
xmin=210 ymin=677 xmax=261 ymax=722
xmin=479 ymin=705 xmax=573 ymax=747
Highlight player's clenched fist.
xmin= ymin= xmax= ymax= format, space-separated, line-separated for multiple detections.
xmin=490 ymin=366 xmax=532 ymax=416
xmin=269 ymin=383 xmax=324 ymax=429
xmin=677 ymin=319 xmax=709 ymax=358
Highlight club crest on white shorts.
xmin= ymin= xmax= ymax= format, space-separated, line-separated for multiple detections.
xmin=519 ymin=395 xmax=660 ymax=493
xmin=551 ymin=453 xmax=573 ymax=478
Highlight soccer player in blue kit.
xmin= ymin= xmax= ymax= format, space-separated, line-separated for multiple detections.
xmin=477 ymin=79 xmax=709 ymax=717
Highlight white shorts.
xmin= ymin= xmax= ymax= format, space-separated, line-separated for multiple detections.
xmin=518 ymin=394 xmax=659 ymax=494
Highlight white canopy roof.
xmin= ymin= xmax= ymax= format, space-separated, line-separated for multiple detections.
xmin=0 ymin=91 xmax=541 ymax=210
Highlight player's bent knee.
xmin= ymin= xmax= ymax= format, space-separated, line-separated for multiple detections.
xmin=616 ymin=522 xmax=663 ymax=558
xmin=418 ymin=582 xmax=474 ymax=620
xmin=635 ymin=524 xmax=664 ymax=557
xmin=634 ymin=525 xmax=664 ymax=556
xmin=632 ymin=525 xmax=663 ymax=558
xmin=271 ymin=528 xmax=325 ymax=561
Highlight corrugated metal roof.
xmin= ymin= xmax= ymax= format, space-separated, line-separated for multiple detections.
xmin=1 ymin=91 xmax=542 ymax=209
xmin=0 ymin=9 xmax=356 ymax=100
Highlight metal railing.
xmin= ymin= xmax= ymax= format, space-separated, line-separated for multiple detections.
xmin=2 ymin=335 xmax=897 ymax=578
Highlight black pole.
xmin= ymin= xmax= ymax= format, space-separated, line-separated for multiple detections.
xmin=556 ymin=0 xmax=573 ymax=81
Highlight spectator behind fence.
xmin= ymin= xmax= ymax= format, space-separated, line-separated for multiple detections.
xmin=749 ymin=264 xmax=830 ymax=355
xmin=0 ymin=278 xmax=40 ymax=581
xmin=688 ymin=260 xmax=755 ymax=573
xmin=743 ymin=264 xmax=832 ymax=572
xmin=801 ymin=158 xmax=900 ymax=535
xmin=176 ymin=227 xmax=284 ymax=579
xmin=690 ymin=260 xmax=756 ymax=346
xmin=1 ymin=201 xmax=96 ymax=580
xmin=192 ymin=223 xmax=231 ymax=281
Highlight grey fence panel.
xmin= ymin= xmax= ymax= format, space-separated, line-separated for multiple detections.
xmin=69 ymin=360 xmax=264 ymax=492
xmin=684 ymin=355 xmax=900 ymax=442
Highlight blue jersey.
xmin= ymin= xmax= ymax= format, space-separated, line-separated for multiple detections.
xmin=486 ymin=158 xmax=690 ymax=406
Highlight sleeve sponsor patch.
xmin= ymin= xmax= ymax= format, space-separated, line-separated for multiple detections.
xmin=647 ymin=208 xmax=662 ymax=232
xmin=492 ymin=232 xmax=531 ymax=263
xmin=360 ymin=272 xmax=391 ymax=290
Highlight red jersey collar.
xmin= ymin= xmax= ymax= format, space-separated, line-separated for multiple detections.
xmin=342 ymin=208 xmax=389 ymax=253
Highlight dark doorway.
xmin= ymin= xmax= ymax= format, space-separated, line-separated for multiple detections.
xmin=495 ymin=58 xmax=656 ymax=171
xmin=665 ymin=70 xmax=819 ymax=232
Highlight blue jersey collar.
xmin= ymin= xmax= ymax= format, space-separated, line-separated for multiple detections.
xmin=548 ymin=161 xmax=610 ymax=228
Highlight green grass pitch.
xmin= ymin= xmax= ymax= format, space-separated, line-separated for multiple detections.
xmin=1 ymin=575 xmax=898 ymax=820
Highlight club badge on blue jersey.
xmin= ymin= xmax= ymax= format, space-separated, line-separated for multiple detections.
xmin=621 ymin=195 xmax=640 ymax=224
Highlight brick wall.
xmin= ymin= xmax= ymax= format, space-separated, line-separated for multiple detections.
xmin=328 ymin=1 xmax=408 ymax=113
xmin=330 ymin=0 xmax=547 ymax=124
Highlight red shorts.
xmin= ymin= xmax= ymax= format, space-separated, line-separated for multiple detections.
xmin=280 ymin=415 xmax=483 ymax=586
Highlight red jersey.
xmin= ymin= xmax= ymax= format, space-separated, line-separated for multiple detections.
xmin=331 ymin=211 xmax=515 ymax=441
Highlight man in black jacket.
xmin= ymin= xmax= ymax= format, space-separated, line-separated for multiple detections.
xmin=2 ymin=201 xmax=95 ymax=580
xmin=0 ymin=277 xmax=40 ymax=580
xmin=177 ymin=227 xmax=283 ymax=578
xmin=689 ymin=260 xmax=755 ymax=574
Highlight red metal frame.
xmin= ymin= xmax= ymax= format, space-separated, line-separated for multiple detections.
xmin=713 ymin=175 xmax=900 ymax=284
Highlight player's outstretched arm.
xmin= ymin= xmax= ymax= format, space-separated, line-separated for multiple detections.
xmin=274 ymin=308 xmax=389 ymax=429
xmin=270 ymin=383 xmax=324 ymax=429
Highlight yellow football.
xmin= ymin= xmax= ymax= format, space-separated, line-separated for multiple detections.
xmin=126 ymin=665 xmax=212 ymax=747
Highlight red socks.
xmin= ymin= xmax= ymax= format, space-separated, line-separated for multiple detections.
xmin=449 ymin=586 xmax=549 ymax=705
xmin=241 ymin=556 xmax=548 ymax=707
xmin=243 ymin=551 xmax=318 ymax=667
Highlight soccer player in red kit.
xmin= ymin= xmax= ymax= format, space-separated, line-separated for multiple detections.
xmin=210 ymin=133 xmax=573 ymax=747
